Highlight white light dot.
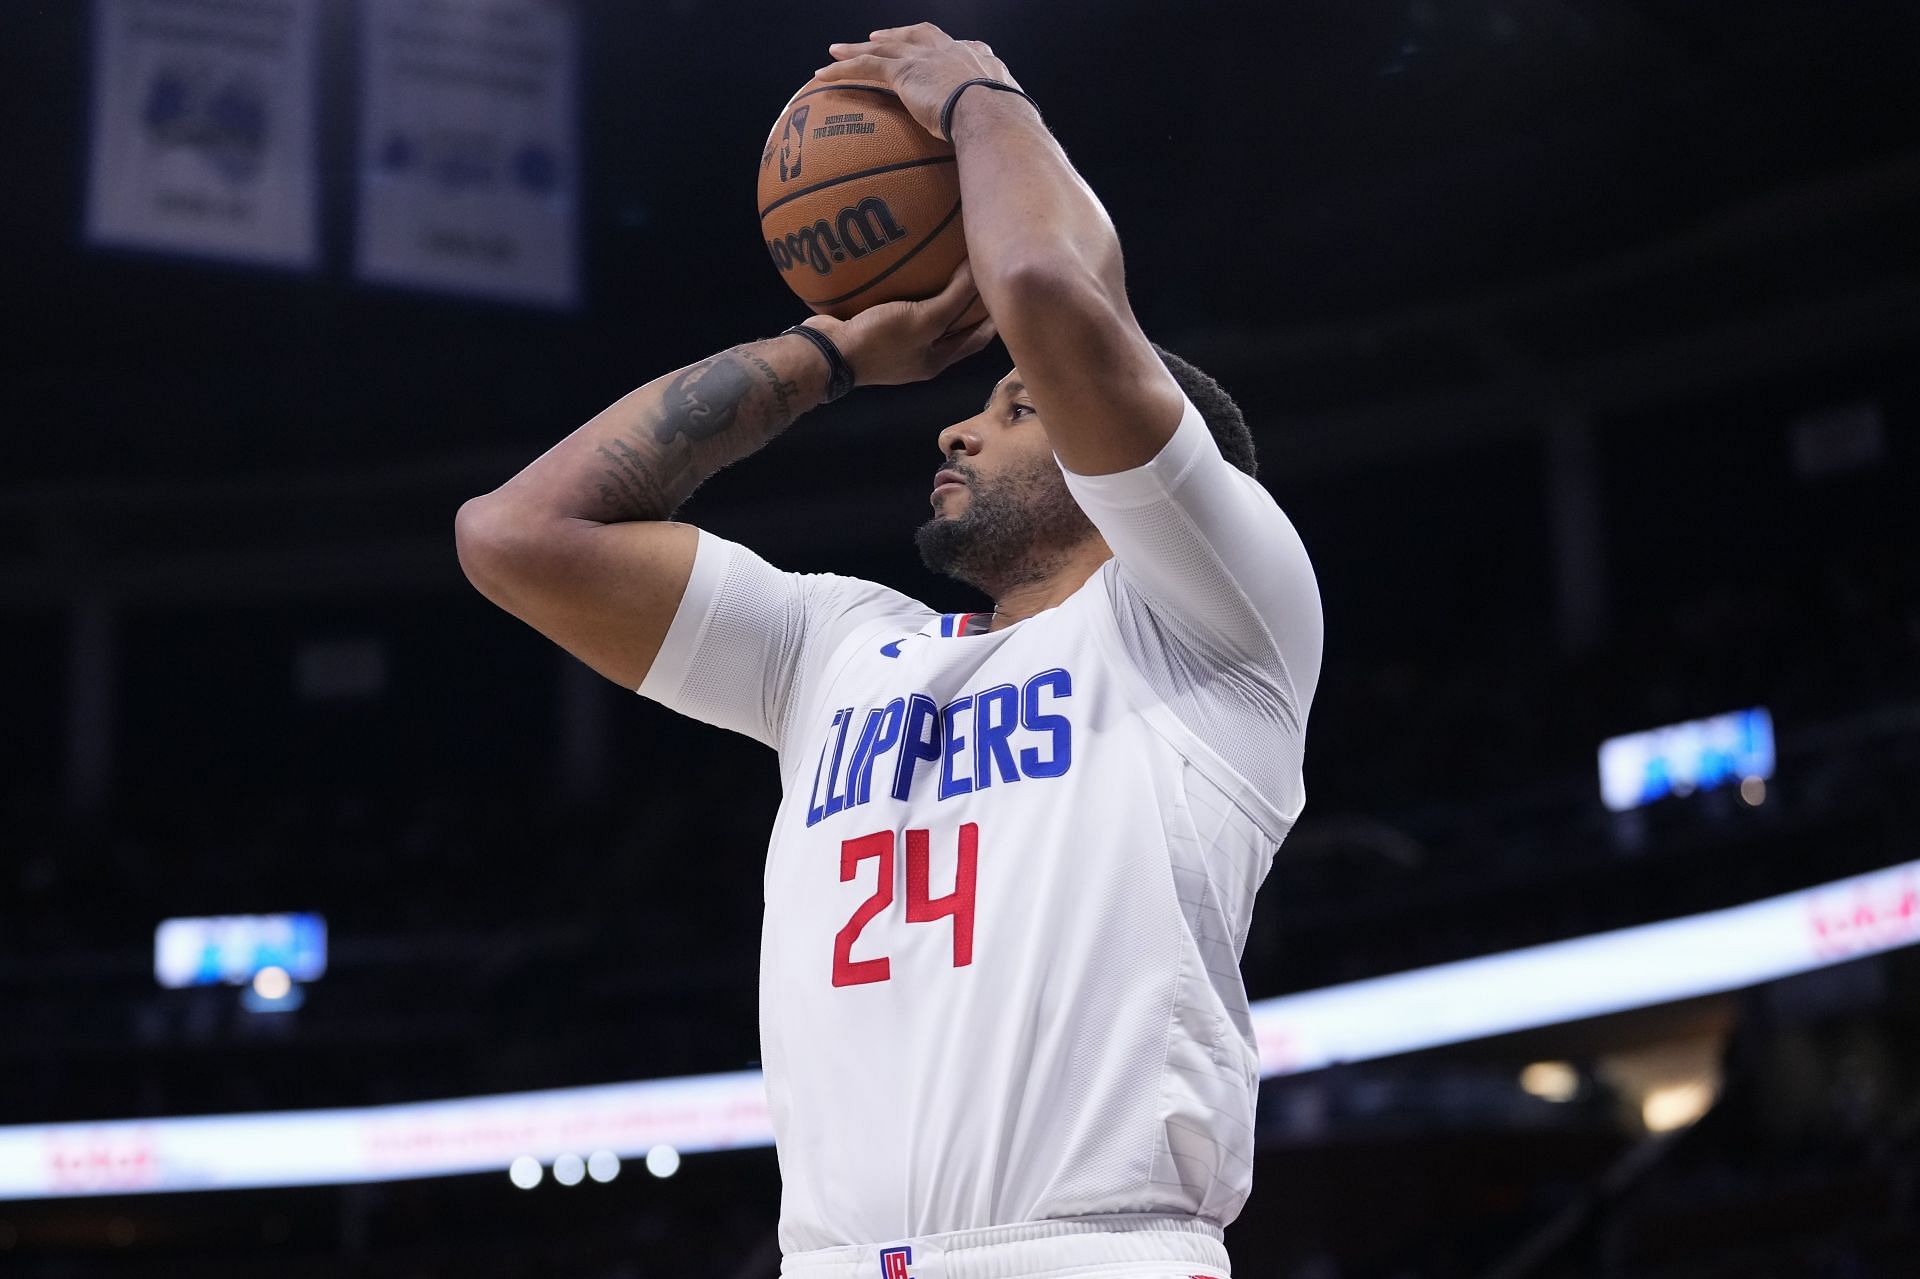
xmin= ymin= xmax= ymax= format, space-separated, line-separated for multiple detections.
xmin=1739 ymin=775 xmax=1766 ymax=806
xmin=252 ymin=966 xmax=292 ymax=1000
xmin=1518 ymin=1060 xmax=1580 ymax=1103
xmin=587 ymin=1150 xmax=621 ymax=1183
xmin=645 ymin=1144 xmax=680 ymax=1178
xmin=553 ymin=1153 xmax=586 ymax=1186
xmin=508 ymin=1156 xmax=543 ymax=1190
xmin=1642 ymin=1080 xmax=1716 ymax=1133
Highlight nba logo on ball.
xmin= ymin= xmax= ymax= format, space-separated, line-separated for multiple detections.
xmin=878 ymin=1245 xmax=912 ymax=1279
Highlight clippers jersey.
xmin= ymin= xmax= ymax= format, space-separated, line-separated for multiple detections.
xmin=639 ymin=398 xmax=1322 ymax=1257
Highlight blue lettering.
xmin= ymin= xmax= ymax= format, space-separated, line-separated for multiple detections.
xmin=973 ymin=684 xmax=1020 ymax=789
xmin=821 ymin=669 xmax=1075 ymax=814
xmin=855 ymin=698 xmax=905 ymax=805
xmin=939 ymin=695 xmax=974 ymax=799
xmin=805 ymin=717 xmax=835 ymax=827
xmin=890 ymin=694 xmax=942 ymax=801
xmin=821 ymin=708 xmax=854 ymax=819
xmin=841 ymin=705 xmax=885 ymax=808
xmin=1019 ymin=668 xmax=1073 ymax=778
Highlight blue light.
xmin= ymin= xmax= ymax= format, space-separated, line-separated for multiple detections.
xmin=154 ymin=913 xmax=328 ymax=989
xmin=1598 ymin=707 xmax=1776 ymax=812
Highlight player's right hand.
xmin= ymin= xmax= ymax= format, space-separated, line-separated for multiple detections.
xmin=804 ymin=261 xmax=996 ymax=389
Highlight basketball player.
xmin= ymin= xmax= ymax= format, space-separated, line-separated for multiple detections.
xmin=456 ymin=24 xmax=1320 ymax=1279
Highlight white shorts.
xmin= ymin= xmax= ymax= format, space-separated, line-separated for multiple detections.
xmin=780 ymin=1214 xmax=1231 ymax=1279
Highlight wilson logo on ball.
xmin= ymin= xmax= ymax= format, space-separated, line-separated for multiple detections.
xmin=767 ymin=197 xmax=908 ymax=277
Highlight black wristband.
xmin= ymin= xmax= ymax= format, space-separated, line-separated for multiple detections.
xmin=783 ymin=323 xmax=855 ymax=403
xmin=939 ymin=78 xmax=1041 ymax=142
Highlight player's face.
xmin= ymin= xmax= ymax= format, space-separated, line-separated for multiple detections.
xmin=914 ymin=369 xmax=1098 ymax=593
xmin=928 ymin=370 xmax=1052 ymax=516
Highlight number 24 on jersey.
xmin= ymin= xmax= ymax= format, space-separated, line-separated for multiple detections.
xmin=832 ymin=823 xmax=977 ymax=988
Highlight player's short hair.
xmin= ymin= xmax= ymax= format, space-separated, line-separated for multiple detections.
xmin=1151 ymin=343 xmax=1257 ymax=479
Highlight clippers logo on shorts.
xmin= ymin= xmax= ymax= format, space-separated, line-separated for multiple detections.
xmin=879 ymin=1245 xmax=912 ymax=1279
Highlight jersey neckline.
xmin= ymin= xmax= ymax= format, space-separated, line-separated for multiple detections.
xmin=937 ymin=611 xmax=995 ymax=638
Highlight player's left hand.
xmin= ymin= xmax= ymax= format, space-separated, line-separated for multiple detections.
xmin=815 ymin=23 xmax=1019 ymax=141
xmin=805 ymin=258 xmax=994 ymax=389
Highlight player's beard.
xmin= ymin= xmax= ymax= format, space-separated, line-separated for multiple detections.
xmin=914 ymin=452 xmax=1099 ymax=598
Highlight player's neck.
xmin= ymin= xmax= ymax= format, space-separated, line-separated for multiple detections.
xmin=987 ymin=537 xmax=1112 ymax=631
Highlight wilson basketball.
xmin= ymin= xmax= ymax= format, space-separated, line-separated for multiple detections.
xmin=757 ymin=79 xmax=965 ymax=319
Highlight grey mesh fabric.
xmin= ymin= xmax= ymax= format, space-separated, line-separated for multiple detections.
xmin=1061 ymin=397 xmax=1322 ymax=824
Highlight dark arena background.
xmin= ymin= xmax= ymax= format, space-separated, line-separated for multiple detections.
xmin=5 ymin=1 xmax=1920 ymax=1275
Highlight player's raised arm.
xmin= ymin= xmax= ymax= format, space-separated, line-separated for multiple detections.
xmin=818 ymin=24 xmax=1185 ymax=477
xmin=454 ymin=265 xmax=993 ymax=691
xmin=455 ymin=342 xmax=816 ymax=692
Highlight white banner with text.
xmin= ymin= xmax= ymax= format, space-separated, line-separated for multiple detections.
xmin=86 ymin=0 xmax=320 ymax=268
xmin=354 ymin=0 xmax=580 ymax=306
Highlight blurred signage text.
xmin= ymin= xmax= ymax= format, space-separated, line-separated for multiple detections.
xmin=86 ymin=0 xmax=319 ymax=268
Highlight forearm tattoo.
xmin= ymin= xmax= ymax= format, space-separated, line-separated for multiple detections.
xmin=593 ymin=438 xmax=676 ymax=519
xmin=592 ymin=343 xmax=811 ymax=521
xmin=737 ymin=347 xmax=801 ymax=426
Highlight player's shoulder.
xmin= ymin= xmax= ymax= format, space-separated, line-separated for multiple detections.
xmin=798 ymin=569 xmax=929 ymax=617
xmin=703 ymin=531 xmax=929 ymax=624
xmin=788 ymin=570 xmax=935 ymax=647
xmin=1087 ymin=554 xmax=1284 ymax=682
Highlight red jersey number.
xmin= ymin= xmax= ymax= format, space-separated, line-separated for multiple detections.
xmin=831 ymin=824 xmax=978 ymax=987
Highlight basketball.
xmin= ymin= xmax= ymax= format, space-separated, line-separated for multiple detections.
xmin=757 ymin=78 xmax=966 ymax=319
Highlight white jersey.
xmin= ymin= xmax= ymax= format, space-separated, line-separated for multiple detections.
xmin=640 ymin=398 xmax=1322 ymax=1258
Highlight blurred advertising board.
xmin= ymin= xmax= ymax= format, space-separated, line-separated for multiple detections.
xmin=1598 ymin=707 xmax=1775 ymax=813
xmin=6 ymin=860 xmax=1909 ymax=1199
xmin=154 ymin=913 xmax=327 ymax=989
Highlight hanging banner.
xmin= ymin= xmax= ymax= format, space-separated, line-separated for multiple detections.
xmin=355 ymin=0 xmax=580 ymax=308
xmin=85 ymin=0 xmax=320 ymax=269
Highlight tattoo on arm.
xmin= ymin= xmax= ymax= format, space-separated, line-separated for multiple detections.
xmin=593 ymin=438 xmax=677 ymax=520
xmin=591 ymin=344 xmax=815 ymax=522
xmin=737 ymin=348 xmax=801 ymax=426
xmin=651 ymin=358 xmax=748 ymax=450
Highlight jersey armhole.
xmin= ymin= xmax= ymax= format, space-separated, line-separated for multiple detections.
xmin=1084 ymin=580 xmax=1300 ymax=840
